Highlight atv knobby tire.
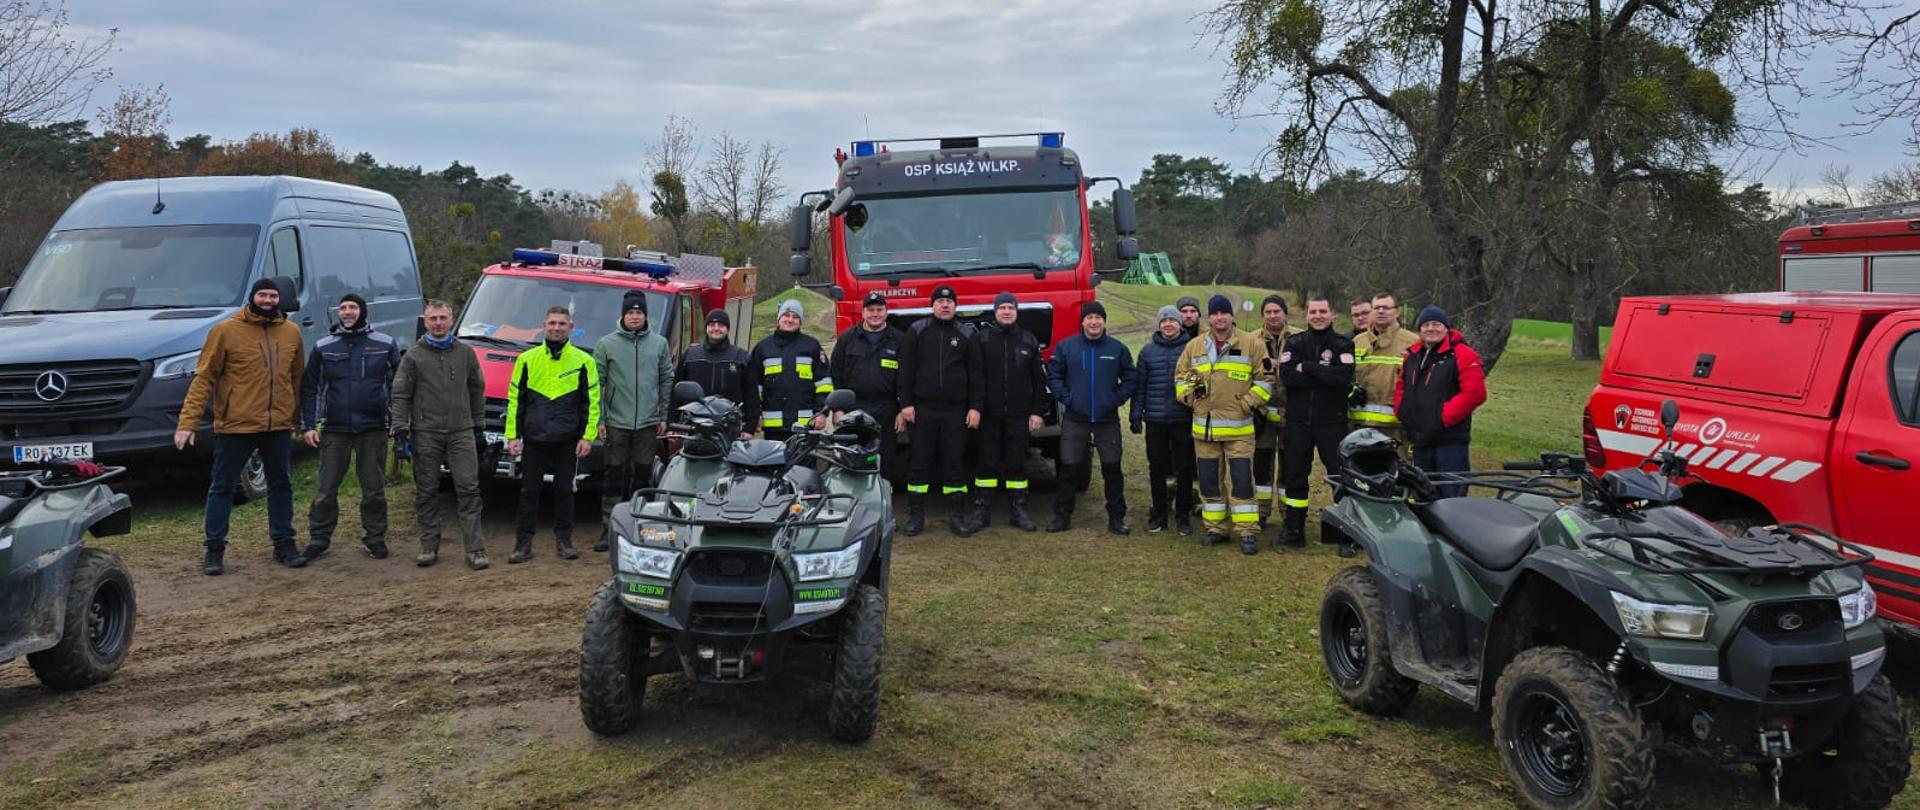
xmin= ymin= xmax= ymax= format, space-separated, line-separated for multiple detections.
xmin=1777 ymin=673 xmax=1911 ymax=810
xmin=828 ymin=583 xmax=886 ymax=744
xmin=1492 ymin=646 xmax=1654 ymax=810
xmin=1320 ymin=566 xmax=1417 ymax=715
xmin=28 ymin=548 xmax=136 ymax=691
xmin=579 ymin=581 xmax=646 ymax=736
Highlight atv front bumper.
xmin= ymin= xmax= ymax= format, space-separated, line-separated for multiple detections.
xmin=614 ymin=568 xmax=851 ymax=685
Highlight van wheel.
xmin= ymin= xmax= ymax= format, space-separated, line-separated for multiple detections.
xmin=1320 ymin=566 xmax=1416 ymax=715
xmin=1776 ymin=674 xmax=1911 ymax=810
xmin=234 ymin=449 xmax=269 ymax=504
xmin=1492 ymin=646 xmax=1654 ymax=810
xmin=28 ymin=549 xmax=137 ymax=690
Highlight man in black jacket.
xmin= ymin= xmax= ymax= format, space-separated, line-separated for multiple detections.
xmin=830 ymin=291 xmax=906 ymax=485
xmin=675 ymin=309 xmax=759 ymax=436
xmin=898 ymin=285 xmax=983 ymax=537
xmin=970 ymin=292 xmax=1047 ymax=531
xmin=1278 ymin=295 xmax=1357 ymax=548
xmin=751 ymin=298 xmax=831 ymax=441
xmin=298 ymin=293 xmax=401 ymax=562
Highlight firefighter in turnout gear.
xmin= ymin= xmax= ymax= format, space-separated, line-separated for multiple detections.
xmin=1278 ymin=295 xmax=1357 ymax=548
xmin=970 ymin=292 xmax=1047 ymax=531
xmin=1349 ymin=292 xmax=1417 ymax=445
xmin=1252 ymin=294 xmax=1302 ymax=529
xmin=750 ymin=298 xmax=832 ymax=441
xmin=897 ymin=285 xmax=984 ymax=537
xmin=1175 ymin=294 xmax=1274 ymax=555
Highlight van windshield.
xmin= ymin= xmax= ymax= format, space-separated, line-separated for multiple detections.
xmin=456 ymin=275 xmax=673 ymax=349
xmin=4 ymin=225 xmax=261 ymax=314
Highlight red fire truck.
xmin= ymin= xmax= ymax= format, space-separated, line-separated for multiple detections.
xmin=1778 ymin=199 xmax=1920 ymax=292
xmin=455 ymin=246 xmax=758 ymax=481
xmin=784 ymin=132 xmax=1140 ymax=453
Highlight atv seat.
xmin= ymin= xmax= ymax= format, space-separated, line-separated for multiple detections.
xmin=1418 ymin=497 xmax=1540 ymax=571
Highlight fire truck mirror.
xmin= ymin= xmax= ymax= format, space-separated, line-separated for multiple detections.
xmin=827 ymin=285 xmax=845 ymax=301
xmin=1659 ymin=399 xmax=1680 ymax=432
xmin=1111 ymin=188 xmax=1138 ymax=235
xmin=824 ymin=186 xmax=857 ymax=216
xmin=789 ymin=254 xmax=812 ymax=278
xmin=844 ymin=203 xmax=869 ymax=231
xmin=789 ymin=204 xmax=813 ymax=253
xmin=1116 ymin=236 xmax=1140 ymax=263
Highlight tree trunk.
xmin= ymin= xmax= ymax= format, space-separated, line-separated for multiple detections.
xmin=1571 ymin=259 xmax=1603 ymax=361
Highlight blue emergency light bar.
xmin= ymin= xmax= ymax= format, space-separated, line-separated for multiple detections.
xmin=512 ymin=248 xmax=675 ymax=278
xmin=850 ymin=132 xmax=1065 ymax=157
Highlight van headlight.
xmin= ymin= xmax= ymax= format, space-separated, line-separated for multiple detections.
xmin=616 ymin=535 xmax=678 ymax=578
xmin=1610 ymin=591 xmax=1711 ymax=640
xmin=1839 ymin=584 xmax=1877 ymax=630
xmin=793 ymin=541 xmax=862 ymax=582
xmin=154 ymin=350 xmax=201 ymax=379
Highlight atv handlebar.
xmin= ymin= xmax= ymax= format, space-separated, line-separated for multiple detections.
xmin=1501 ymin=461 xmax=1547 ymax=471
xmin=1 ymin=463 xmax=127 ymax=491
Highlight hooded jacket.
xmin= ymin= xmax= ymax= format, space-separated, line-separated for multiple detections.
xmin=1131 ymin=329 xmax=1193 ymax=425
xmin=300 ymin=321 xmax=401 ymax=434
xmin=594 ymin=320 xmax=673 ymax=431
xmin=390 ymin=335 xmax=486 ymax=435
xmin=750 ymin=328 xmax=831 ymax=430
xmin=178 ymin=307 xmax=305 ymax=435
xmin=1047 ymin=329 xmax=1137 ymax=424
xmin=1394 ymin=330 xmax=1487 ymax=446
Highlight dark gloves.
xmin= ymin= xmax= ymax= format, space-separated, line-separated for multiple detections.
xmin=1130 ymin=420 xmax=1144 ymax=435
xmin=393 ymin=429 xmax=413 ymax=461
xmin=1347 ymin=386 xmax=1367 ymax=408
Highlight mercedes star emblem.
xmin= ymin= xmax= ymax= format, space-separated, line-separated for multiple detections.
xmin=33 ymin=370 xmax=69 ymax=402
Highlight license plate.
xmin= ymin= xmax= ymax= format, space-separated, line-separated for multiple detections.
xmin=12 ymin=442 xmax=93 ymax=463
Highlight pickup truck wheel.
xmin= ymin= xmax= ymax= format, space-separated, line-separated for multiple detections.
xmin=27 ymin=549 xmax=136 ymax=690
xmin=1492 ymin=646 xmax=1653 ymax=810
xmin=828 ymin=584 xmax=886 ymax=744
xmin=578 ymin=581 xmax=646 ymax=736
xmin=234 ymin=449 xmax=269 ymax=504
xmin=1320 ymin=566 xmax=1416 ymax=715
xmin=1776 ymin=674 xmax=1911 ymax=810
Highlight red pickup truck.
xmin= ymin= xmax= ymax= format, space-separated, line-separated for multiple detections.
xmin=1585 ymin=292 xmax=1920 ymax=631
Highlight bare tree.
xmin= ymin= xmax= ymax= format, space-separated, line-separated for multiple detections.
xmin=1863 ymin=165 xmax=1920 ymax=204
xmin=1819 ymin=164 xmax=1858 ymax=207
xmin=644 ymin=114 xmax=700 ymax=181
xmin=0 ymin=1 xmax=116 ymax=125
xmin=747 ymin=139 xmax=785 ymax=226
xmin=696 ymin=130 xmax=751 ymax=228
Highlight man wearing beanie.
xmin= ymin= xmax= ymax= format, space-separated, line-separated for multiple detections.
xmin=1132 ymin=304 xmax=1197 ymax=534
xmin=298 ymin=292 xmax=403 ymax=563
xmin=969 ymin=291 xmax=1048 ymax=531
xmin=675 ymin=308 xmax=759 ymax=434
xmin=1046 ymin=299 xmax=1138 ymax=535
xmin=750 ymin=297 xmax=832 ymax=441
xmin=898 ymin=285 xmax=984 ymax=536
xmin=593 ymin=290 xmax=674 ymax=552
xmin=831 ymin=291 xmax=907 ymax=486
xmin=1278 ymin=294 xmax=1357 ymax=548
xmin=176 ymin=277 xmax=308 ymax=575
xmin=1349 ymin=291 xmax=1418 ymax=449
xmin=1395 ymin=305 xmax=1486 ymax=497
xmin=1176 ymin=294 xmax=1274 ymax=554
xmin=1175 ymin=295 xmax=1203 ymax=340
xmin=1252 ymin=293 xmax=1303 ymax=532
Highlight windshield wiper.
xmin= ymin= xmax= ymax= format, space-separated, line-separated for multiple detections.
xmin=461 ymin=333 xmax=529 ymax=349
xmin=873 ymin=266 xmax=961 ymax=279
xmin=969 ymin=262 xmax=1052 ymax=277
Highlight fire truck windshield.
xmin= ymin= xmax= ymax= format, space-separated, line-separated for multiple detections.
xmin=845 ymin=189 xmax=1083 ymax=277
xmin=456 ymin=275 xmax=672 ymax=347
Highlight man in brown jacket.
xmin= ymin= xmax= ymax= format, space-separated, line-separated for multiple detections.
xmin=390 ymin=300 xmax=490 ymax=569
xmin=176 ymin=278 xmax=306 ymax=576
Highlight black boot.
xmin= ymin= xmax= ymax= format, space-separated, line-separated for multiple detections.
xmin=1176 ymin=514 xmax=1194 ymax=535
xmin=1203 ymin=531 xmax=1228 ymax=546
xmin=903 ymin=493 xmax=926 ymax=536
xmin=301 ymin=540 xmax=331 ymax=562
xmin=1145 ymin=508 xmax=1167 ymax=534
xmin=557 ymin=536 xmax=579 ymax=560
xmin=509 ymin=536 xmax=533 ymax=563
xmin=1107 ymin=514 xmax=1131 ymax=536
xmin=973 ymin=491 xmax=993 ymax=531
xmin=593 ymin=528 xmax=609 ymax=553
xmin=363 ymin=540 xmax=389 ymax=559
xmin=1046 ymin=463 xmax=1080 ymax=533
xmin=272 ymin=541 xmax=308 ymax=568
xmin=1008 ymin=491 xmax=1038 ymax=531
xmin=1281 ymin=505 xmax=1309 ymax=548
xmin=1241 ymin=534 xmax=1259 ymax=555
xmin=202 ymin=546 xmax=225 ymax=576
xmin=1101 ymin=462 xmax=1129 ymax=536
xmin=948 ymin=493 xmax=978 ymax=537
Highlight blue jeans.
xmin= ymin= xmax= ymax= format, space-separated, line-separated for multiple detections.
xmin=205 ymin=431 xmax=295 ymax=550
xmin=1413 ymin=443 xmax=1472 ymax=498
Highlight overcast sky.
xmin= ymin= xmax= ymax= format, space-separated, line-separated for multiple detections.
xmin=69 ymin=0 xmax=1915 ymax=200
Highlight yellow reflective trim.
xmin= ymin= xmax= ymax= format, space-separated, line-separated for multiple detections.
xmin=879 ymin=358 xmax=899 ymax=369
xmin=941 ymin=485 xmax=969 ymax=495
xmin=1191 ymin=362 xmax=1214 ymax=373
xmin=815 ymin=383 xmax=834 ymax=393
xmin=1251 ymin=386 xmax=1272 ymax=401
xmin=1175 ymin=383 xmax=1192 ymax=397
xmin=1227 ymin=370 xmax=1249 ymax=381
xmin=1282 ymin=496 xmax=1311 ymax=508
xmin=1215 ymin=359 xmax=1253 ymax=371
xmin=975 ymin=479 xmax=999 ymax=488
xmin=1231 ymin=512 xmax=1261 ymax=524
xmin=796 ymin=363 xmax=814 ymax=381
xmin=907 ymin=484 xmax=930 ymax=493
xmin=1200 ymin=504 xmax=1228 ymax=519
xmin=1349 ymin=410 xmax=1400 ymax=424
xmin=762 ymin=358 xmax=783 ymax=371
xmin=1204 ymin=425 xmax=1255 ymax=438
xmin=1004 ymin=480 xmax=1029 ymax=490
xmin=1357 ymin=356 xmax=1405 ymax=366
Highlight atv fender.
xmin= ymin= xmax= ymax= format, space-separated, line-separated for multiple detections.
xmin=1475 ymin=548 xmax=1638 ymax=711
xmin=0 ymin=541 xmax=80 ymax=662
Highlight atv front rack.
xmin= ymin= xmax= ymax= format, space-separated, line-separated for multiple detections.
xmin=1580 ymin=522 xmax=1874 ymax=577
xmin=0 ymin=465 xmax=125 ymax=494
xmin=1324 ymin=468 xmax=1580 ymax=504
xmin=628 ymin=487 xmax=858 ymax=528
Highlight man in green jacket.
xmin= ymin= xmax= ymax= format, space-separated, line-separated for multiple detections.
xmin=593 ymin=290 xmax=673 ymax=552
xmin=506 ymin=305 xmax=600 ymax=563
xmin=390 ymin=300 xmax=489 ymax=569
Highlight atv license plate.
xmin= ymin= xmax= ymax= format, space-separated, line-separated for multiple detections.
xmin=12 ymin=442 xmax=93 ymax=463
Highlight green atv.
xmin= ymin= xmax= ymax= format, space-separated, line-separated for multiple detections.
xmin=579 ymin=384 xmax=891 ymax=743
xmin=0 ymin=462 xmax=136 ymax=690
xmin=1317 ymin=403 xmax=1909 ymax=810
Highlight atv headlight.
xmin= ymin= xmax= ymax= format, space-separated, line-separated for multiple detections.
xmin=793 ymin=541 xmax=861 ymax=583
xmin=1839 ymin=583 xmax=1877 ymax=630
xmin=153 ymin=350 xmax=201 ymax=380
xmin=616 ymin=535 xmax=679 ymax=579
xmin=1610 ymin=591 xmax=1711 ymax=640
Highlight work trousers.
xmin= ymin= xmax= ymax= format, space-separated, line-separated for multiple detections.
xmin=973 ymin=414 xmax=1032 ymax=494
xmin=1253 ymin=424 xmax=1284 ymax=521
xmin=411 ymin=430 xmax=485 ymax=553
xmin=308 ymin=428 xmax=388 ymax=550
xmin=1143 ymin=422 xmax=1195 ymax=517
xmin=1282 ymin=421 xmax=1346 ymax=532
xmin=1057 ymin=419 xmax=1125 ymax=519
xmin=601 ymin=426 xmax=660 ymax=523
xmin=516 ymin=440 xmax=579 ymax=543
xmin=1193 ymin=435 xmax=1258 ymax=537
xmin=907 ymin=406 xmax=969 ymax=496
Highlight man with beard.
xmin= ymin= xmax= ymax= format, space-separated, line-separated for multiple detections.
xmin=298 ymin=293 xmax=402 ymax=562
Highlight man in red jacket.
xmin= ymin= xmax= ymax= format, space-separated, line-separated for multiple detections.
xmin=1393 ymin=305 xmax=1487 ymax=497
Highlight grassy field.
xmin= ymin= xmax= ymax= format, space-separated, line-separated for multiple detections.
xmin=4 ymin=292 xmax=1913 ymax=809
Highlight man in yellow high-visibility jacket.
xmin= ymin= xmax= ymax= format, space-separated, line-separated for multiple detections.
xmin=505 ymin=305 xmax=600 ymax=564
xmin=1175 ymin=295 xmax=1275 ymax=556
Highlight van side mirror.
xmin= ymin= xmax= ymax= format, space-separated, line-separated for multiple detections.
xmin=788 ymin=204 xmax=812 ymax=253
xmin=672 ymin=380 xmax=705 ymax=406
xmin=271 ymin=276 xmax=301 ymax=313
xmin=1659 ymin=400 xmax=1679 ymax=432
xmin=1111 ymin=188 xmax=1138 ymax=235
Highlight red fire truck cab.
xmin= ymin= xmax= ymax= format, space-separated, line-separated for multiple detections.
xmin=1778 ymin=200 xmax=1920 ymax=292
xmin=1585 ymin=292 xmax=1920 ymax=631
xmin=455 ymin=245 xmax=758 ymax=482
xmin=785 ymin=132 xmax=1140 ymax=454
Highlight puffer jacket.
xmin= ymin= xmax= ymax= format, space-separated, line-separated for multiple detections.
xmin=389 ymin=336 xmax=485 ymax=435
xmin=1176 ymin=328 xmax=1273 ymax=440
xmin=1130 ymin=329 xmax=1192 ymax=425
xmin=178 ymin=308 xmax=305 ymax=435
xmin=1047 ymin=330 xmax=1136 ymax=424
xmin=594 ymin=322 xmax=673 ymax=431
xmin=1352 ymin=322 xmax=1419 ymax=426
xmin=1394 ymin=330 xmax=1487 ymax=446
xmin=300 ymin=323 xmax=401 ymax=434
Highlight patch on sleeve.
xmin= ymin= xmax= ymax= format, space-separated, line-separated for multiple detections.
xmin=1339 ymin=353 xmax=1355 ymax=365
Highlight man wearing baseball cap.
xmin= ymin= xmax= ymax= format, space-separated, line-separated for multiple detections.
xmin=593 ymin=290 xmax=673 ymax=552
xmin=674 ymin=308 xmax=759 ymax=436
xmin=750 ymin=297 xmax=832 ymax=441
xmin=831 ymin=290 xmax=907 ymax=485
xmin=897 ymin=284 xmax=984 ymax=537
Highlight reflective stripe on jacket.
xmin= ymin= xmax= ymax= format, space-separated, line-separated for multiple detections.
xmin=1351 ymin=322 xmax=1418 ymax=424
xmin=751 ymin=330 xmax=830 ymax=429
xmin=1174 ymin=328 xmax=1273 ymax=440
